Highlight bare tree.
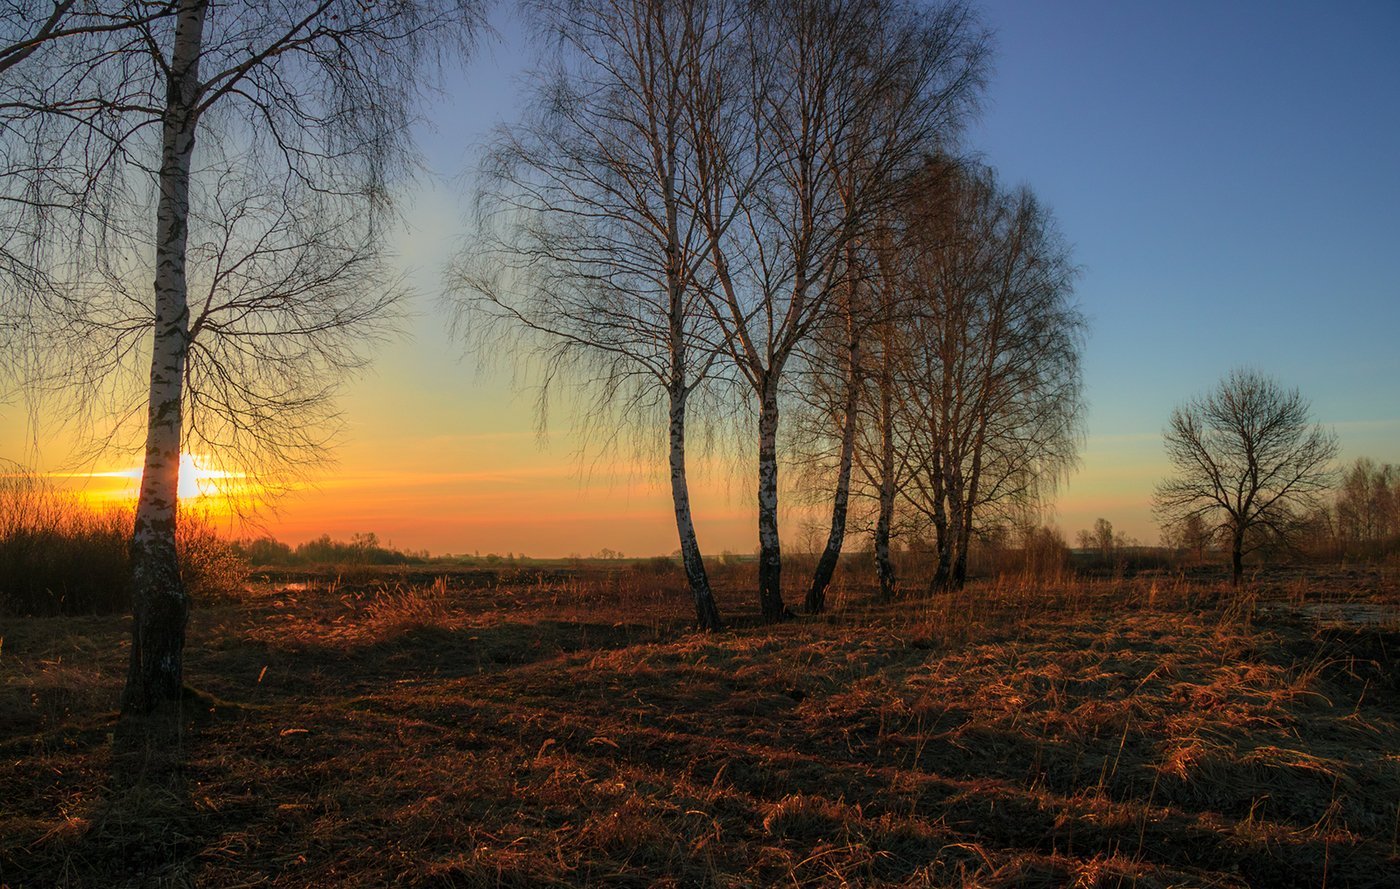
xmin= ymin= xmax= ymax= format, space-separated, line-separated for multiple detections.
xmin=1077 ymin=518 xmax=1115 ymax=559
xmin=12 ymin=0 xmax=483 ymax=713
xmin=1 ymin=1 xmax=169 ymax=76
xmin=1154 ymin=369 xmax=1339 ymax=586
xmin=454 ymin=0 xmax=736 ymax=630
xmin=861 ymin=229 xmax=915 ymax=601
xmin=691 ymin=0 xmax=986 ymax=621
xmin=787 ymin=237 xmax=910 ymax=608
xmin=795 ymin=231 xmax=909 ymax=607
xmin=793 ymin=252 xmax=866 ymax=613
xmin=884 ymin=159 xmax=1082 ymax=592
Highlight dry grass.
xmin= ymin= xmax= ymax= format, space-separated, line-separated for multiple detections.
xmin=1 ymin=566 xmax=1398 ymax=887
xmin=0 ymin=469 xmax=246 ymax=616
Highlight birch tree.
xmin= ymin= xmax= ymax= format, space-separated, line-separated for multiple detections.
xmin=12 ymin=0 xmax=483 ymax=714
xmin=861 ymin=228 xmax=918 ymax=601
xmin=1334 ymin=458 xmax=1398 ymax=558
xmin=938 ymin=184 xmax=1083 ymax=589
xmin=791 ymin=248 xmax=869 ymax=613
xmin=454 ymin=0 xmax=737 ymax=630
xmin=1154 ymin=369 xmax=1338 ymax=586
xmin=847 ymin=158 xmax=1082 ymax=593
xmin=692 ymin=0 xmax=986 ymax=621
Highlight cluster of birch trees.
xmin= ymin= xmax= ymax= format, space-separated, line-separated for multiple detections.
xmin=799 ymin=154 xmax=1084 ymax=610
xmin=2 ymin=0 xmax=483 ymax=712
xmin=1 ymin=0 xmax=1086 ymax=713
xmin=458 ymin=0 xmax=1085 ymax=629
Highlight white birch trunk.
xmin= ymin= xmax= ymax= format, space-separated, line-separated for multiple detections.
xmin=659 ymin=101 xmax=721 ymax=631
xmin=954 ymin=423 xmax=985 ymax=589
xmin=121 ymin=0 xmax=206 ymax=715
xmin=757 ymin=376 xmax=785 ymax=621
xmin=929 ymin=454 xmax=951 ymax=592
xmin=807 ymin=320 xmax=860 ymax=614
xmin=668 ymin=386 xmax=722 ymax=630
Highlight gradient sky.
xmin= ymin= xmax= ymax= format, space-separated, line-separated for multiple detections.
xmin=4 ymin=0 xmax=1398 ymax=557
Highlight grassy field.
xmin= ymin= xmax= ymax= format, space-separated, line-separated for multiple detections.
xmin=2 ymin=565 xmax=1398 ymax=887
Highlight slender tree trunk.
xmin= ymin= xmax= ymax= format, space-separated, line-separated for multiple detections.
xmin=669 ymin=387 xmax=722 ymax=630
xmin=930 ymin=503 xmax=951 ymax=592
xmin=943 ymin=484 xmax=964 ymax=592
xmin=757 ymin=376 xmax=786 ymax=622
xmin=928 ymin=447 xmax=951 ymax=592
xmin=874 ymin=362 xmax=896 ymax=601
xmin=659 ymin=119 xmax=720 ymax=630
xmin=952 ymin=513 xmax=971 ymax=589
xmin=952 ymin=443 xmax=983 ymax=589
xmin=1230 ymin=528 xmax=1244 ymax=586
xmin=121 ymin=0 xmax=206 ymax=716
xmin=807 ymin=330 xmax=860 ymax=614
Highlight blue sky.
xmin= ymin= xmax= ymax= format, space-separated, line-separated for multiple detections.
xmin=955 ymin=0 xmax=1400 ymax=537
xmin=972 ymin=0 xmax=1399 ymax=418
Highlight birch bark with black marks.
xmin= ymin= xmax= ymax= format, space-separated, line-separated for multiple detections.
xmin=5 ymin=0 xmax=477 ymax=717
xmin=669 ymin=388 xmax=720 ymax=629
xmin=123 ymin=0 xmax=206 ymax=714
xmin=454 ymin=0 xmax=726 ymax=627
xmin=109 ymin=0 xmax=479 ymax=714
xmin=690 ymin=0 xmax=985 ymax=621
xmin=805 ymin=301 xmax=860 ymax=614
xmin=662 ymin=63 xmax=722 ymax=629
xmin=756 ymin=373 xmax=786 ymax=621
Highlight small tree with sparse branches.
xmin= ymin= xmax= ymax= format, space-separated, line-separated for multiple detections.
xmin=1154 ymin=368 xmax=1338 ymax=586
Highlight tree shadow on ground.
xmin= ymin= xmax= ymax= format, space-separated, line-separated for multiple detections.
xmin=4 ymin=700 xmax=237 ymax=889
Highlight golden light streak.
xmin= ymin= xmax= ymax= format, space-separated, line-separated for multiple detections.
xmin=65 ymin=453 xmax=250 ymax=505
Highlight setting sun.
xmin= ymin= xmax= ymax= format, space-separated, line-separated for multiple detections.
xmin=174 ymin=453 xmax=241 ymax=500
xmin=79 ymin=453 xmax=247 ymax=504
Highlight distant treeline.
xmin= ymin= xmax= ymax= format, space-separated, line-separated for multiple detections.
xmin=4 ymin=456 xmax=1396 ymax=618
xmin=1300 ymin=458 xmax=1400 ymax=561
xmin=232 ymin=532 xmax=431 ymax=567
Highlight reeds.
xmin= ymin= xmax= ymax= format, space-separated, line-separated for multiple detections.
xmin=0 ymin=469 xmax=245 ymax=615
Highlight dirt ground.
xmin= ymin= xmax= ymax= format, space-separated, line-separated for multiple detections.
xmin=3 ymin=566 xmax=1398 ymax=887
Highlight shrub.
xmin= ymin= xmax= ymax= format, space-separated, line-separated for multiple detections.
xmin=630 ymin=555 xmax=682 ymax=577
xmin=265 ymin=531 xmax=427 ymax=567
